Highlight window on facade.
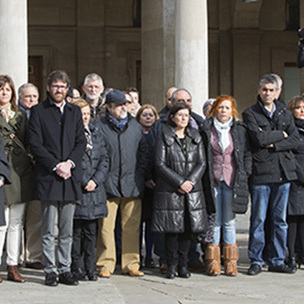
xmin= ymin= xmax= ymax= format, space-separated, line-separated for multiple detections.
xmin=133 ymin=0 xmax=141 ymax=27
xmin=286 ymin=0 xmax=300 ymax=30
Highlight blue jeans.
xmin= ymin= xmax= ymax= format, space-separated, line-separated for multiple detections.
xmin=248 ymin=183 xmax=290 ymax=267
xmin=212 ymin=181 xmax=236 ymax=245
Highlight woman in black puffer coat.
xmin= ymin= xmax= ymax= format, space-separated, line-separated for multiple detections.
xmin=71 ymin=99 xmax=109 ymax=281
xmin=152 ymin=103 xmax=211 ymax=279
xmin=286 ymin=96 xmax=304 ymax=272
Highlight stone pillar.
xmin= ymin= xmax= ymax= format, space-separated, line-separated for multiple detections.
xmin=175 ymin=0 xmax=208 ymax=114
xmin=300 ymin=0 xmax=304 ymax=93
xmin=0 ymin=0 xmax=28 ymax=90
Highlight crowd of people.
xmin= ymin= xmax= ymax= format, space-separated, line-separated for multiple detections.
xmin=0 ymin=70 xmax=303 ymax=287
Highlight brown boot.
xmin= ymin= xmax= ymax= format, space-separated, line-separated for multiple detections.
xmin=7 ymin=265 xmax=26 ymax=283
xmin=223 ymin=243 xmax=239 ymax=276
xmin=205 ymin=244 xmax=221 ymax=276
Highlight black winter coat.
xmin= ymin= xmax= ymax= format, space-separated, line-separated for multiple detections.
xmin=94 ymin=113 xmax=147 ymax=198
xmin=242 ymin=97 xmax=299 ymax=185
xmin=152 ymin=124 xmax=210 ymax=234
xmin=201 ymin=118 xmax=252 ymax=214
xmin=28 ymin=95 xmax=86 ymax=201
xmin=74 ymin=124 xmax=109 ymax=220
xmin=288 ymin=119 xmax=304 ymax=216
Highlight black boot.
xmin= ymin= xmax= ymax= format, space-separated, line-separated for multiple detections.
xmin=287 ymin=257 xmax=297 ymax=273
xmin=178 ymin=266 xmax=191 ymax=278
xmin=166 ymin=265 xmax=177 ymax=279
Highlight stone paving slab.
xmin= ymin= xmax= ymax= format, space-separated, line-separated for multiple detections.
xmin=2 ymin=212 xmax=304 ymax=304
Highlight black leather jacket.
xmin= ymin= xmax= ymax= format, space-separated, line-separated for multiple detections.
xmin=152 ymin=124 xmax=210 ymax=233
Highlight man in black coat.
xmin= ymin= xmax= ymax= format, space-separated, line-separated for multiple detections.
xmin=242 ymin=74 xmax=299 ymax=276
xmin=28 ymin=70 xmax=86 ymax=286
xmin=94 ymin=89 xmax=147 ymax=278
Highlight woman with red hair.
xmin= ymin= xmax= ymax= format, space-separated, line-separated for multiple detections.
xmin=201 ymin=95 xmax=251 ymax=276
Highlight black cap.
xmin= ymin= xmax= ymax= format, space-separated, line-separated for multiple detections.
xmin=105 ymin=89 xmax=127 ymax=105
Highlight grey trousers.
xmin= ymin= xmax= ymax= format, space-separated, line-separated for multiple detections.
xmin=41 ymin=201 xmax=76 ymax=274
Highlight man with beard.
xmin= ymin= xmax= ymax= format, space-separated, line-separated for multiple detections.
xmin=82 ymin=73 xmax=105 ymax=122
xmin=28 ymin=70 xmax=86 ymax=286
xmin=94 ymin=89 xmax=147 ymax=278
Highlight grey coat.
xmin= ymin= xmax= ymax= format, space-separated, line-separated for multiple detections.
xmin=94 ymin=113 xmax=148 ymax=199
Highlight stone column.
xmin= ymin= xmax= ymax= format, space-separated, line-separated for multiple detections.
xmin=300 ymin=0 xmax=304 ymax=93
xmin=0 ymin=0 xmax=28 ymax=90
xmin=175 ymin=0 xmax=208 ymax=114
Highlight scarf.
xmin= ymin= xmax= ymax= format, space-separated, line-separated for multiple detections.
xmin=0 ymin=105 xmax=15 ymax=122
xmin=213 ymin=116 xmax=233 ymax=151
xmin=106 ymin=111 xmax=128 ymax=131
xmin=84 ymin=126 xmax=93 ymax=154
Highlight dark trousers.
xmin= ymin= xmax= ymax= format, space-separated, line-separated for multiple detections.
xmin=165 ymin=230 xmax=191 ymax=268
xmin=287 ymin=215 xmax=304 ymax=258
xmin=72 ymin=219 xmax=97 ymax=274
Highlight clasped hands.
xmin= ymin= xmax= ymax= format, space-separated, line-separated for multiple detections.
xmin=178 ymin=180 xmax=194 ymax=194
xmin=56 ymin=161 xmax=73 ymax=180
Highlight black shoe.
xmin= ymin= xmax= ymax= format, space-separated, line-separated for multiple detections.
xmin=73 ymin=268 xmax=88 ymax=281
xmin=268 ymin=264 xmax=295 ymax=274
xmin=287 ymin=257 xmax=297 ymax=273
xmin=45 ymin=272 xmax=58 ymax=286
xmin=166 ymin=265 xmax=177 ymax=279
xmin=247 ymin=264 xmax=262 ymax=276
xmin=178 ymin=266 xmax=191 ymax=278
xmin=59 ymin=272 xmax=79 ymax=285
xmin=145 ymin=257 xmax=156 ymax=268
xmin=87 ymin=273 xmax=98 ymax=281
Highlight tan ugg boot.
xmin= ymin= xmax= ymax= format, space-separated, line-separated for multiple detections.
xmin=223 ymin=243 xmax=239 ymax=276
xmin=205 ymin=244 xmax=221 ymax=276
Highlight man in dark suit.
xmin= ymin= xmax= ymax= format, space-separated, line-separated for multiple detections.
xmin=28 ymin=70 xmax=86 ymax=286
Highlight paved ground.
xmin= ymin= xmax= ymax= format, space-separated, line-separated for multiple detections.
xmin=1 ymin=212 xmax=304 ymax=304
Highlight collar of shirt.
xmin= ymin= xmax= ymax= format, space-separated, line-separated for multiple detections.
xmin=264 ymin=102 xmax=276 ymax=118
xmin=50 ymin=99 xmax=66 ymax=114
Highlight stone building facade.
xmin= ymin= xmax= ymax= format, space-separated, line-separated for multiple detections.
xmin=0 ymin=0 xmax=303 ymax=114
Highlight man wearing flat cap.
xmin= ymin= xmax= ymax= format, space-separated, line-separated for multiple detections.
xmin=94 ymin=89 xmax=148 ymax=278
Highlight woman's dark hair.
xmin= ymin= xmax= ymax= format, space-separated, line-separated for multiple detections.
xmin=167 ymin=103 xmax=191 ymax=127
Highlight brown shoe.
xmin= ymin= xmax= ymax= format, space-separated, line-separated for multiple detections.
xmin=126 ymin=269 xmax=144 ymax=277
xmin=7 ymin=265 xmax=26 ymax=283
xmin=98 ymin=269 xmax=111 ymax=278
xmin=159 ymin=263 xmax=168 ymax=274
xmin=0 ymin=272 xmax=2 ymax=283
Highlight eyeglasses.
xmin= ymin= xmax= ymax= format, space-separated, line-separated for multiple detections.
xmin=51 ymin=85 xmax=68 ymax=90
